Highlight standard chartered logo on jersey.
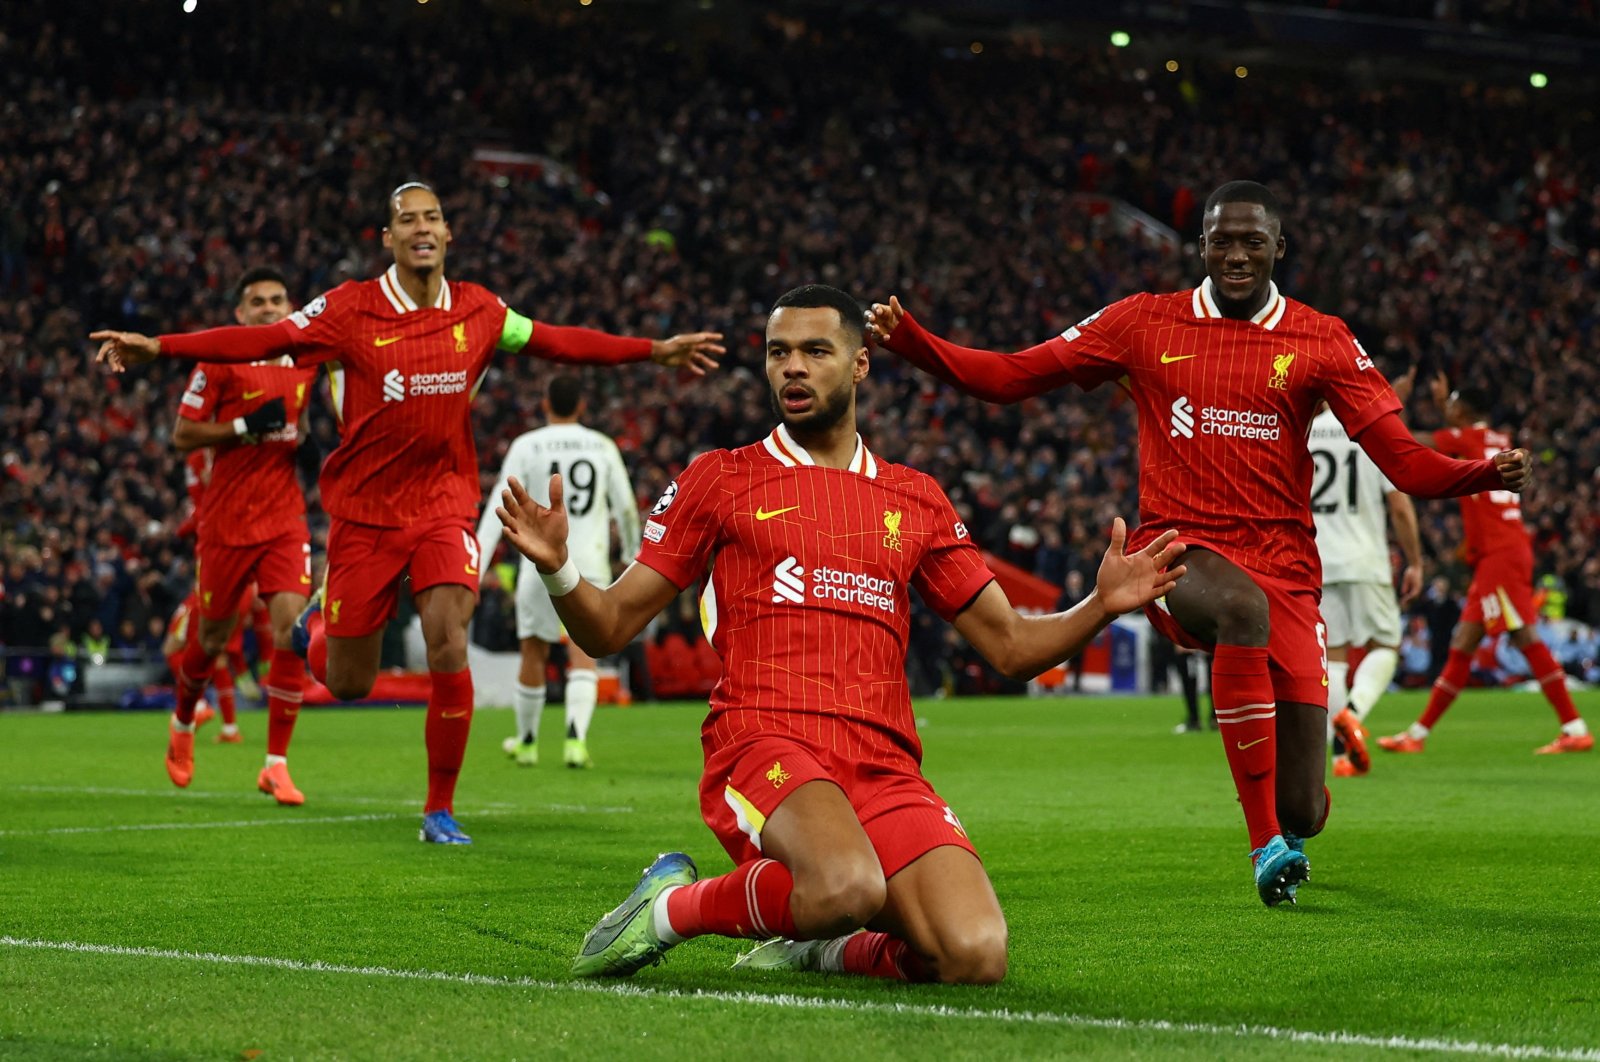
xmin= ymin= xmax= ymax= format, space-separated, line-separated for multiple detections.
xmin=1169 ymin=395 xmax=1280 ymax=441
xmin=382 ymin=369 xmax=469 ymax=402
xmin=771 ymin=556 xmax=897 ymax=613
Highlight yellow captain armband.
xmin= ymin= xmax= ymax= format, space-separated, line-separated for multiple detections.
xmin=498 ymin=308 xmax=534 ymax=353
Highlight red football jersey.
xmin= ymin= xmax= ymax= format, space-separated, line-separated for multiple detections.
xmin=636 ymin=425 xmax=994 ymax=762
xmin=1434 ymin=424 xmax=1530 ymax=564
xmin=178 ymin=358 xmax=315 ymax=546
xmin=1036 ymin=280 xmax=1401 ymax=587
xmin=282 ymin=266 xmax=510 ymax=527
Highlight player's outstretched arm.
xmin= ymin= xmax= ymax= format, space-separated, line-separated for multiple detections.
xmin=496 ymin=475 xmax=679 ymax=656
xmin=952 ymin=520 xmax=1186 ymax=680
xmin=1354 ymin=412 xmax=1528 ymax=497
xmin=93 ymin=321 xmax=300 ymax=370
xmin=501 ymin=309 xmax=724 ymax=375
xmin=866 ymin=295 xmax=1076 ymax=404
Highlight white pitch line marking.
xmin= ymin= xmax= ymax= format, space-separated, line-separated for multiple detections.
xmin=0 ymin=813 xmax=407 ymax=836
xmin=6 ymin=785 xmax=632 ymax=815
xmin=1 ymin=936 xmax=1595 ymax=1060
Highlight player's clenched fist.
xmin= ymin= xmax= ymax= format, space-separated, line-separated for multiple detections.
xmin=1493 ymin=448 xmax=1533 ymax=492
xmin=496 ymin=475 xmax=570 ymax=574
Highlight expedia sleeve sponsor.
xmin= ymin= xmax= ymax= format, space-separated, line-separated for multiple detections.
xmin=1200 ymin=406 xmax=1282 ymax=440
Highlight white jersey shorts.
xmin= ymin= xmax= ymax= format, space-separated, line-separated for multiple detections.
xmin=515 ymin=562 xmax=604 ymax=643
xmin=1321 ymin=580 xmax=1402 ymax=648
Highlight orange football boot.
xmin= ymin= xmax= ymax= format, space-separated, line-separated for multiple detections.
xmin=1332 ymin=755 xmax=1359 ymax=777
xmin=1331 ymin=708 xmax=1370 ymax=774
xmin=215 ymin=727 xmax=243 ymax=744
xmin=257 ymin=762 xmax=305 ymax=805
xmin=1534 ymin=732 xmax=1594 ymax=755
xmin=192 ymin=704 xmax=215 ymax=728
xmin=165 ymin=725 xmax=195 ymax=787
xmin=1377 ymin=731 xmax=1425 ymax=754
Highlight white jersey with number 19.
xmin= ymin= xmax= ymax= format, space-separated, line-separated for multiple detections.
xmin=477 ymin=423 xmax=641 ymax=582
xmin=1309 ymin=408 xmax=1394 ymax=585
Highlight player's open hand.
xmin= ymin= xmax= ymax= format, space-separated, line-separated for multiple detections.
xmin=1493 ymin=448 xmax=1533 ymax=492
xmin=1393 ymin=366 xmax=1417 ymax=404
xmin=496 ymin=475 xmax=570 ymax=573
xmin=651 ymin=332 xmax=726 ymax=376
xmin=1095 ymin=520 xmax=1186 ymax=616
xmin=90 ymin=330 xmax=161 ymax=372
xmin=865 ymin=296 xmax=906 ymax=346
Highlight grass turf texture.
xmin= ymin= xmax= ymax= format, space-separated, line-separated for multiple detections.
xmin=1 ymin=692 xmax=1597 ymax=1061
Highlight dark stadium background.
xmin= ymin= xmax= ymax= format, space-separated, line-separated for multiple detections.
xmin=2 ymin=0 xmax=1597 ymax=709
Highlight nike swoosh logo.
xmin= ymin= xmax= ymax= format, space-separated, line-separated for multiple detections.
xmin=1236 ymin=736 xmax=1270 ymax=751
xmin=374 ymin=336 xmax=403 ymax=347
xmin=441 ymin=709 xmax=470 ymax=720
xmin=755 ymin=506 xmax=799 ymax=521
xmin=243 ymin=390 xmax=266 ymax=400
xmin=1160 ymin=352 xmax=1198 ymax=364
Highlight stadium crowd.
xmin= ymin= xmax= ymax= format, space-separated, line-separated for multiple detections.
xmin=2 ymin=0 xmax=1598 ymax=700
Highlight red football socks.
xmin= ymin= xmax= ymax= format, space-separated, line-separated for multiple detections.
xmin=664 ymin=858 xmax=798 ymax=940
xmin=214 ymin=665 xmax=236 ymax=726
xmin=1523 ymin=642 xmax=1581 ymax=724
xmin=175 ymin=637 xmax=212 ymax=726
xmin=839 ymin=932 xmax=933 ymax=982
xmin=1211 ymin=644 xmax=1280 ymax=850
xmin=264 ymin=648 xmax=305 ymax=757
xmin=1419 ymin=649 xmax=1472 ymax=729
xmin=423 ymin=669 xmax=473 ymax=814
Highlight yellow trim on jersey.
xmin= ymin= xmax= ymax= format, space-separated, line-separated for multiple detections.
xmin=723 ymin=784 xmax=767 ymax=850
xmin=1496 ymin=587 xmax=1525 ymax=632
xmin=325 ymin=362 xmax=345 ymax=426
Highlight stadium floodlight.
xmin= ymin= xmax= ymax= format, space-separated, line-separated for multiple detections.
xmin=181 ymin=0 xmax=196 ymax=10
xmin=1110 ymin=31 xmax=1131 ymax=48
xmin=1235 ymin=65 xmax=1249 ymax=78
xmin=1166 ymin=59 xmax=1179 ymax=72
xmin=1529 ymin=72 xmax=1548 ymax=88
xmin=970 ymin=41 xmax=984 ymax=54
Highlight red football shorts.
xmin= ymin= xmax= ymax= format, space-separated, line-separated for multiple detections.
xmin=1460 ymin=545 xmax=1535 ymax=636
xmin=700 ymin=718 xmax=978 ymax=879
xmin=1145 ymin=568 xmax=1329 ymax=708
xmin=196 ymin=533 xmax=312 ymax=621
xmin=324 ymin=517 xmax=481 ymax=638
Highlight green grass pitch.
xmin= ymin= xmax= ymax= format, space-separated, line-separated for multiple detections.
xmin=2 ymin=691 xmax=1597 ymax=1060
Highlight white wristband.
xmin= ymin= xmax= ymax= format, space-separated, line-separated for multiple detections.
xmin=233 ymin=417 xmax=250 ymax=437
xmin=540 ymin=557 xmax=581 ymax=597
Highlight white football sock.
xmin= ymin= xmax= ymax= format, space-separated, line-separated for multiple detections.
xmin=1326 ymin=660 xmax=1350 ymax=731
xmin=1349 ymin=648 xmax=1398 ymax=722
xmin=653 ymin=885 xmax=686 ymax=944
xmin=1563 ymin=718 xmax=1590 ymax=738
xmin=565 ymin=669 xmax=599 ymax=741
xmin=1407 ymin=722 xmax=1430 ymax=740
xmin=514 ymin=683 xmax=546 ymax=744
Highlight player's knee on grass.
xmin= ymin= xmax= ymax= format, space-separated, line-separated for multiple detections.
xmin=790 ymin=864 xmax=887 ymax=939
xmin=926 ymin=922 xmax=1009 ymax=985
